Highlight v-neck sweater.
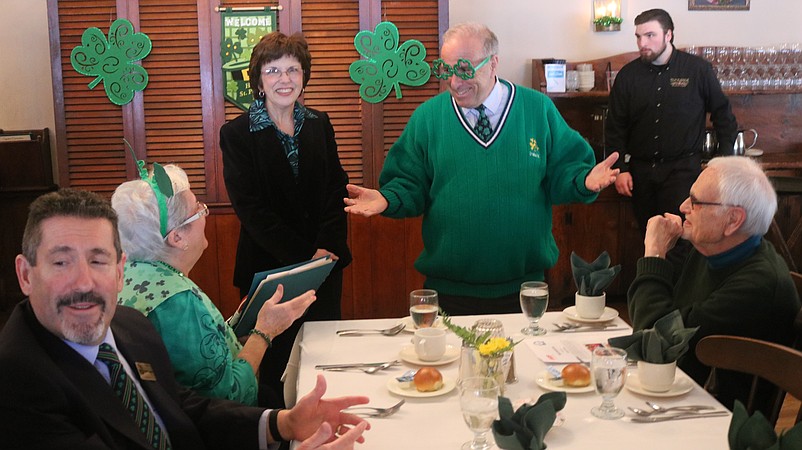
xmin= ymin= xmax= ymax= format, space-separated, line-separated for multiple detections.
xmin=379 ymin=79 xmax=598 ymax=297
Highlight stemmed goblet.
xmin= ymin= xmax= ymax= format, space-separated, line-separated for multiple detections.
xmin=409 ymin=289 xmax=439 ymax=328
xmin=590 ymin=346 xmax=628 ymax=420
xmin=459 ymin=377 xmax=499 ymax=450
xmin=519 ymin=281 xmax=548 ymax=336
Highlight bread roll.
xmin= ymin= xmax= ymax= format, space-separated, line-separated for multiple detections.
xmin=413 ymin=367 xmax=444 ymax=392
xmin=561 ymin=363 xmax=591 ymax=387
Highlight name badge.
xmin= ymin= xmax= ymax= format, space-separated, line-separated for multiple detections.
xmin=135 ymin=362 xmax=157 ymax=381
xmin=670 ymin=78 xmax=689 ymax=88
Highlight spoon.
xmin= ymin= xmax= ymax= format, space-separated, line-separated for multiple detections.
xmin=336 ymin=323 xmax=406 ymax=336
xmin=628 ymin=403 xmax=714 ymax=416
xmin=646 ymin=401 xmax=715 ymax=414
xmin=361 ymin=360 xmax=400 ymax=374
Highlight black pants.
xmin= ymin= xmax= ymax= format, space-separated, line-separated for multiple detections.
xmin=629 ymin=154 xmax=701 ymax=270
xmin=241 ymin=269 xmax=343 ymax=408
xmin=438 ymin=292 xmax=521 ymax=316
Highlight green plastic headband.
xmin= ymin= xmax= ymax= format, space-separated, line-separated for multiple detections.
xmin=124 ymin=139 xmax=174 ymax=237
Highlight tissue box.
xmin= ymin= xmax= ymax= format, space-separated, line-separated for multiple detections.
xmin=544 ymin=60 xmax=566 ymax=93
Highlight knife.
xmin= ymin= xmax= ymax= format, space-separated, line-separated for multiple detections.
xmin=314 ymin=361 xmax=391 ymax=370
xmin=630 ymin=411 xmax=729 ymax=423
xmin=555 ymin=327 xmax=629 ymax=333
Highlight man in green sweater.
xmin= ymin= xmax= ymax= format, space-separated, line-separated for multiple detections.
xmin=344 ymin=23 xmax=619 ymax=315
xmin=629 ymin=155 xmax=800 ymax=416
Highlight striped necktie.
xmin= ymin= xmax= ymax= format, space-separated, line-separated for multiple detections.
xmin=97 ymin=343 xmax=171 ymax=449
xmin=473 ymin=104 xmax=493 ymax=142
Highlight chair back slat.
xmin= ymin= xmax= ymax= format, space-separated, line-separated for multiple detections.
xmin=696 ymin=335 xmax=802 ymax=426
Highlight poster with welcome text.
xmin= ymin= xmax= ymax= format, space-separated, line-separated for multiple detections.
xmin=220 ymin=9 xmax=276 ymax=111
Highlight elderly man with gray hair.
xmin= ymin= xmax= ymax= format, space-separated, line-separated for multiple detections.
xmin=628 ymin=155 xmax=800 ymax=416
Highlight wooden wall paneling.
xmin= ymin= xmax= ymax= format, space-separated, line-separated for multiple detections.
xmin=189 ymin=212 xmax=221 ymax=308
xmin=55 ymin=0 xmax=127 ymax=193
xmin=140 ymin=0 xmax=208 ymax=196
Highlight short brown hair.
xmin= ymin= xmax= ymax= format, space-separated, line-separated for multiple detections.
xmin=635 ymin=9 xmax=675 ymax=44
xmin=248 ymin=32 xmax=312 ymax=94
xmin=22 ymin=188 xmax=122 ymax=265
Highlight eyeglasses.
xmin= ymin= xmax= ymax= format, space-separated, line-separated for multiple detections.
xmin=432 ymin=55 xmax=492 ymax=80
xmin=688 ymin=195 xmax=740 ymax=210
xmin=164 ymin=202 xmax=208 ymax=240
xmin=262 ymin=66 xmax=303 ymax=80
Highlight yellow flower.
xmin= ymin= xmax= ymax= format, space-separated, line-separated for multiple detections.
xmin=478 ymin=337 xmax=512 ymax=356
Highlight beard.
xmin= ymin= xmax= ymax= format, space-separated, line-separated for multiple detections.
xmin=57 ymin=291 xmax=108 ymax=345
xmin=640 ymin=42 xmax=668 ymax=63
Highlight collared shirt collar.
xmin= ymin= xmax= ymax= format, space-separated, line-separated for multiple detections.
xmin=707 ymin=234 xmax=762 ymax=269
xmin=248 ymin=98 xmax=316 ymax=134
xmin=64 ymin=328 xmax=116 ymax=365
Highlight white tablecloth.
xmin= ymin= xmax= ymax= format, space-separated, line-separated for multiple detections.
xmin=293 ymin=312 xmax=730 ymax=449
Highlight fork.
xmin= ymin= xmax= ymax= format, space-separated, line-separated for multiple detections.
xmin=323 ymin=360 xmax=400 ymax=374
xmin=343 ymin=399 xmax=405 ymax=418
xmin=553 ymin=322 xmax=620 ymax=332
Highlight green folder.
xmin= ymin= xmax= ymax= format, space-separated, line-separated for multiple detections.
xmin=230 ymin=256 xmax=335 ymax=337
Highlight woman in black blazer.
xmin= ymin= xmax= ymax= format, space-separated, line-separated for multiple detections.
xmin=220 ymin=32 xmax=351 ymax=408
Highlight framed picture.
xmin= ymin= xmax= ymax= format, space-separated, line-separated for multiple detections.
xmin=689 ymin=0 xmax=750 ymax=11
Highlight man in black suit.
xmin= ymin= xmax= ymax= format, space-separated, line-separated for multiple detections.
xmin=0 ymin=188 xmax=369 ymax=450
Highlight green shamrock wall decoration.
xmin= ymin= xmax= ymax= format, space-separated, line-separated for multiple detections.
xmin=70 ymin=18 xmax=152 ymax=106
xmin=349 ymin=21 xmax=430 ymax=103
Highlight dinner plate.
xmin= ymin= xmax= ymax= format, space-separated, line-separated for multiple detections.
xmin=562 ymin=306 xmax=619 ymax=323
xmin=398 ymin=316 xmax=445 ymax=333
xmin=535 ymin=370 xmax=595 ymax=394
xmin=745 ymin=148 xmax=763 ymax=157
xmin=625 ymin=371 xmax=694 ymax=397
xmin=399 ymin=344 xmax=460 ymax=366
xmin=386 ymin=376 xmax=457 ymax=398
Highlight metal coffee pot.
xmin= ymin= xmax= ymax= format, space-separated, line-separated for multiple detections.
xmin=702 ymin=129 xmax=717 ymax=158
xmin=732 ymin=128 xmax=758 ymax=156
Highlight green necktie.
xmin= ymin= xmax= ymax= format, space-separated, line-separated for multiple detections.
xmin=97 ymin=343 xmax=171 ymax=450
xmin=473 ymin=104 xmax=493 ymax=142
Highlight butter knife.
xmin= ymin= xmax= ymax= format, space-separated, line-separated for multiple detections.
xmin=315 ymin=361 xmax=394 ymax=370
xmin=630 ymin=411 xmax=729 ymax=423
xmin=554 ymin=327 xmax=629 ymax=333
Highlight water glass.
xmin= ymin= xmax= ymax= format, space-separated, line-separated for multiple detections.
xmin=459 ymin=377 xmax=499 ymax=450
xmin=590 ymin=346 xmax=627 ymax=420
xmin=409 ymin=289 xmax=438 ymax=328
xmin=519 ymin=281 xmax=548 ymax=336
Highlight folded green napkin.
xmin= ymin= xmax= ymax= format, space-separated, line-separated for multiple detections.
xmin=729 ymin=400 xmax=802 ymax=450
xmin=570 ymin=251 xmax=621 ymax=296
xmin=607 ymin=310 xmax=699 ymax=364
xmin=492 ymin=392 xmax=566 ymax=450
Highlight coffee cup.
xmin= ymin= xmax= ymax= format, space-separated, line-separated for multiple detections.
xmin=637 ymin=360 xmax=677 ymax=392
xmin=575 ymin=292 xmax=606 ymax=319
xmin=413 ymin=328 xmax=446 ymax=361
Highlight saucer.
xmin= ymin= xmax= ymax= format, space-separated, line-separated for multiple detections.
xmin=399 ymin=344 xmax=460 ymax=366
xmin=398 ymin=316 xmax=445 ymax=333
xmin=562 ymin=306 xmax=619 ymax=323
xmin=625 ymin=371 xmax=694 ymax=397
xmin=535 ymin=370 xmax=595 ymax=394
xmin=386 ymin=376 xmax=456 ymax=398
xmin=745 ymin=148 xmax=764 ymax=157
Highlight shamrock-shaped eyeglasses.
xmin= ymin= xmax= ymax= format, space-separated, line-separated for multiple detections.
xmin=432 ymin=55 xmax=492 ymax=80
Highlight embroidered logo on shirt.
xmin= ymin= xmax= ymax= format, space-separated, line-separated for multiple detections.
xmin=529 ymin=138 xmax=541 ymax=158
xmin=670 ymin=77 xmax=689 ymax=87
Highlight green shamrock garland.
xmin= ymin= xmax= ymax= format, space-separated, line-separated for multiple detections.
xmin=70 ymin=18 xmax=152 ymax=106
xmin=349 ymin=21 xmax=430 ymax=103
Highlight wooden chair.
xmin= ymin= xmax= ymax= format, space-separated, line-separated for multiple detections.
xmin=696 ymin=335 xmax=802 ymax=426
